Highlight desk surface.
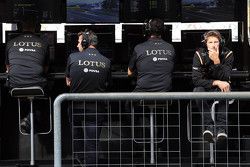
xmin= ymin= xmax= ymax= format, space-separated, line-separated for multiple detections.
xmin=0 ymin=70 xmax=249 ymax=81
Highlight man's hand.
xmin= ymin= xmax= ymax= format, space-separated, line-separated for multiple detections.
xmin=6 ymin=65 xmax=10 ymax=73
xmin=213 ymin=80 xmax=230 ymax=92
xmin=66 ymin=77 xmax=71 ymax=87
xmin=128 ymin=68 xmax=133 ymax=77
xmin=208 ymin=47 xmax=220 ymax=64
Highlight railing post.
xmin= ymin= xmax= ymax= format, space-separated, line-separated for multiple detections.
xmin=54 ymin=94 xmax=64 ymax=167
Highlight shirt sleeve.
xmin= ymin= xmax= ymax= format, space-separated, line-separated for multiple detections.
xmin=128 ymin=49 xmax=137 ymax=72
xmin=105 ymin=60 xmax=112 ymax=90
xmin=43 ymin=43 xmax=50 ymax=66
xmin=65 ymin=55 xmax=71 ymax=78
xmin=5 ymin=41 xmax=11 ymax=65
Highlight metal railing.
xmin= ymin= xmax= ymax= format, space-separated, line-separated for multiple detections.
xmin=53 ymin=92 xmax=250 ymax=167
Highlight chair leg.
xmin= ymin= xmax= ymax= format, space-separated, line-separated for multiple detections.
xmin=209 ymin=143 xmax=214 ymax=164
xmin=30 ymin=99 xmax=35 ymax=166
xmin=149 ymin=107 xmax=155 ymax=164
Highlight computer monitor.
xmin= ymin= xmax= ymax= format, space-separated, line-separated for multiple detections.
xmin=67 ymin=0 xmax=119 ymax=23
xmin=182 ymin=0 xmax=236 ymax=22
xmin=179 ymin=29 xmax=232 ymax=71
xmin=65 ymin=25 xmax=115 ymax=62
xmin=0 ymin=0 xmax=65 ymax=23
xmin=120 ymin=0 xmax=181 ymax=23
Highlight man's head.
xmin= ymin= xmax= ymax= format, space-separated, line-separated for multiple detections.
xmin=145 ymin=18 xmax=164 ymax=37
xmin=18 ymin=15 xmax=40 ymax=32
xmin=77 ymin=29 xmax=98 ymax=52
xmin=202 ymin=30 xmax=223 ymax=52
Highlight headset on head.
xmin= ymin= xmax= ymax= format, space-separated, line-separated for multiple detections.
xmin=201 ymin=30 xmax=225 ymax=48
xmin=81 ymin=29 xmax=90 ymax=49
xmin=144 ymin=18 xmax=165 ymax=37
xmin=81 ymin=29 xmax=98 ymax=49
xmin=143 ymin=19 xmax=152 ymax=37
xmin=144 ymin=19 xmax=152 ymax=34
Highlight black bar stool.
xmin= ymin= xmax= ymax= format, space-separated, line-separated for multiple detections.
xmin=132 ymin=100 xmax=166 ymax=164
xmin=11 ymin=86 xmax=52 ymax=167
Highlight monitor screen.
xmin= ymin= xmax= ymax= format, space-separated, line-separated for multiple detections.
xmin=67 ymin=0 xmax=119 ymax=23
xmin=182 ymin=0 xmax=236 ymax=22
xmin=65 ymin=25 xmax=115 ymax=61
xmin=179 ymin=29 xmax=232 ymax=71
xmin=120 ymin=0 xmax=181 ymax=23
xmin=5 ymin=30 xmax=57 ymax=62
xmin=0 ymin=0 xmax=65 ymax=23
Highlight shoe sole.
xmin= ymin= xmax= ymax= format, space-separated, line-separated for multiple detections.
xmin=203 ymin=132 xmax=214 ymax=143
xmin=217 ymin=134 xmax=227 ymax=141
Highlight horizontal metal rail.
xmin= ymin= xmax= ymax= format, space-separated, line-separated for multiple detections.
xmin=54 ymin=92 xmax=250 ymax=167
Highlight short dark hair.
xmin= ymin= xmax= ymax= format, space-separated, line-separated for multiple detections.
xmin=202 ymin=30 xmax=222 ymax=43
xmin=18 ymin=15 xmax=40 ymax=32
xmin=147 ymin=18 xmax=164 ymax=36
xmin=78 ymin=29 xmax=98 ymax=47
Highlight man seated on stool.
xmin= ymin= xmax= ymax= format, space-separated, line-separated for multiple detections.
xmin=5 ymin=16 xmax=50 ymax=133
xmin=128 ymin=18 xmax=175 ymax=92
xmin=65 ymin=29 xmax=111 ymax=166
xmin=192 ymin=30 xmax=234 ymax=143
xmin=127 ymin=18 xmax=175 ymax=154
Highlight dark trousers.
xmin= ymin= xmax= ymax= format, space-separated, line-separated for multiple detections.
xmin=193 ymin=87 xmax=229 ymax=133
xmin=73 ymin=103 xmax=104 ymax=166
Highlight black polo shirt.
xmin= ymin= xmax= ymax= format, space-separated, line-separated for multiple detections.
xmin=128 ymin=38 xmax=175 ymax=92
xmin=5 ymin=33 xmax=49 ymax=88
xmin=65 ymin=48 xmax=111 ymax=93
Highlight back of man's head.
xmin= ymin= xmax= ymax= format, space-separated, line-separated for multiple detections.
xmin=18 ymin=15 xmax=40 ymax=32
xmin=83 ymin=29 xmax=98 ymax=47
xmin=147 ymin=18 xmax=164 ymax=36
xmin=89 ymin=30 xmax=98 ymax=46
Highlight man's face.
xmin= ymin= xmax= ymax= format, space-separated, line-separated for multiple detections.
xmin=206 ymin=36 xmax=220 ymax=52
xmin=77 ymin=35 xmax=84 ymax=52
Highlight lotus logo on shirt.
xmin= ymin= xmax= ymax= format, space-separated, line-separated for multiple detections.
xmin=146 ymin=49 xmax=172 ymax=56
xmin=78 ymin=60 xmax=106 ymax=68
xmin=14 ymin=41 xmax=42 ymax=47
xmin=14 ymin=41 xmax=41 ymax=52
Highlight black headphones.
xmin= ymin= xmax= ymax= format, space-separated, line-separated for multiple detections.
xmin=201 ymin=30 xmax=225 ymax=48
xmin=144 ymin=19 xmax=152 ymax=34
xmin=81 ymin=30 xmax=90 ymax=49
xmin=80 ymin=29 xmax=98 ymax=49
xmin=144 ymin=18 xmax=165 ymax=37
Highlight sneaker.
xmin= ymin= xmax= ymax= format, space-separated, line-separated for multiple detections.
xmin=203 ymin=130 xmax=214 ymax=143
xmin=20 ymin=116 xmax=31 ymax=134
xmin=217 ymin=131 xmax=227 ymax=141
